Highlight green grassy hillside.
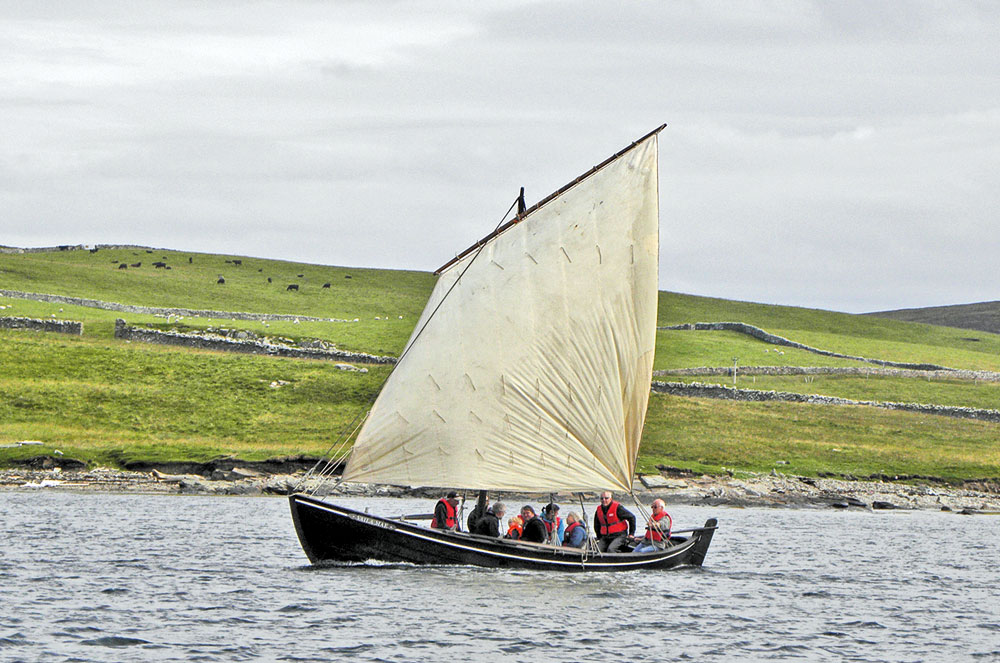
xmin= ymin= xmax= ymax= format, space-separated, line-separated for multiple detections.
xmin=2 ymin=248 xmax=999 ymax=481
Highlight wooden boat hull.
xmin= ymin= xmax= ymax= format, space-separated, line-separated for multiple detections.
xmin=289 ymin=493 xmax=716 ymax=571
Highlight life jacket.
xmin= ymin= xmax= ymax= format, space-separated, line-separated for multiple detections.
xmin=643 ymin=510 xmax=672 ymax=542
xmin=596 ymin=500 xmax=628 ymax=536
xmin=542 ymin=515 xmax=561 ymax=537
xmin=431 ymin=498 xmax=457 ymax=529
xmin=562 ymin=520 xmax=583 ymax=545
xmin=507 ymin=521 xmax=523 ymax=539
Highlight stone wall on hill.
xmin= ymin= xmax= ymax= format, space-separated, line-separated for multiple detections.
xmin=0 ymin=289 xmax=350 ymax=323
xmin=654 ymin=365 xmax=1000 ymax=383
xmin=0 ymin=316 xmax=82 ymax=334
xmin=660 ymin=322 xmax=951 ymax=371
xmin=114 ymin=319 xmax=395 ymax=364
xmin=651 ymin=380 xmax=1000 ymax=423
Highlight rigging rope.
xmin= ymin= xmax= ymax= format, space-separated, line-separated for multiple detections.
xmin=294 ymin=194 xmax=523 ymax=495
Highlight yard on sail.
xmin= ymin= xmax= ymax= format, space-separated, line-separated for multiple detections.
xmin=289 ymin=127 xmax=717 ymax=570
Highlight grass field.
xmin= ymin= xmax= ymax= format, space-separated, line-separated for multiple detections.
xmin=2 ymin=247 xmax=999 ymax=480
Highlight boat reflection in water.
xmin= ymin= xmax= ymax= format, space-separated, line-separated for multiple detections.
xmin=289 ymin=126 xmax=717 ymax=571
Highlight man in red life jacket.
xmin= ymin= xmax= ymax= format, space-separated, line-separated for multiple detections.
xmin=431 ymin=491 xmax=461 ymax=530
xmin=593 ymin=491 xmax=636 ymax=552
xmin=632 ymin=499 xmax=672 ymax=553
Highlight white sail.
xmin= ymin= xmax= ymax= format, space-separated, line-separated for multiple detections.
xmin=342 ymin=134 xmax=659 ymax=492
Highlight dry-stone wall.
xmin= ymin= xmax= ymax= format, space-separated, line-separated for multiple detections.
xmin=114 ymin=319 xmax=395 ymax=364
xmin=660 ymin=322 xmax=950 ymax=371
xmin=0 ymin=243 xmax=155 ymax=254
xmin=0 ymin=289 xmax=350 ymax=323
xmin=655 ymin=365 xmax=1000 ymax=383
xmin=651 ymin=380 xmax=1000 ymax=423
xmin=0 ymin=316 xmax=82 ymax=334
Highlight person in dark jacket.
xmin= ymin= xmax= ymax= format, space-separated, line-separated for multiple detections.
xmin=431 ymin=491 xmax=461 ymax=530
xmin=519 ymin=505 xmax=548 ymax=543
xmin=467 ymin=497 xmax=488 ymax=532
xmin=471 ymin=502 xmax=506 ymax=537
xmin=593 ymin=491 xmax=636 ymax=552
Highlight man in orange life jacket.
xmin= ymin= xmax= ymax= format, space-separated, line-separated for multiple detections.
xmin=632 ymin=499 xmax=671 ymax=553
xmin=593 ymin=491 xmax=636 ymax=552
xmin=431 ymin=491 xmax=461 ymax=530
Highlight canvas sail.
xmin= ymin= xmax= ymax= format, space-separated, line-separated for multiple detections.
xmin=342 ymin=134 xmax=659 ymax=493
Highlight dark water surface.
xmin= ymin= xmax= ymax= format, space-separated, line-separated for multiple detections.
xmin=1 ymin=492 xmax=999 ymax=662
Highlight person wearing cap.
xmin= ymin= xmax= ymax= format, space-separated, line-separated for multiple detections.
xmin=471 ymin=502 xmax=506 ymax=537
xmin=431 ymin=491 xmax=461 ymax=530
xmin=519 ymin=505 xmax=547 ymax=543
xmin=632 ymin=499 xmax=672 ymax=553
xmin=540 ymin=502 xmax=565 ymax=545
xmin=593 ymin=491 xmax=636 ymax=552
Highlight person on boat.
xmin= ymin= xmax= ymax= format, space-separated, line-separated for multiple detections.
xmin=540 ymin=503 xmax=565 ymax=545
xmin=593 ymin=491 xmax=636 ymax=552
xmin=431 ymin=491 xmax=461 ymax=530
xmin=561 ymin=512 xmax=587 ymax=548
xmin=505 ymin=515 xmax=523 ymax=540
xmin=519 ymin=505 xmax=548 ymax=543
xmin=471 ymin=502 xmax=506 ymax=537
xmin=467 ymin=495 xmax=488 ymax=532
xmin=631 ymin=499 xmax=672 ymax=554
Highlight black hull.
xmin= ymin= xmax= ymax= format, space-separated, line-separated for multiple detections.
xmin=289 ymin=493 xmax=716 ymax=572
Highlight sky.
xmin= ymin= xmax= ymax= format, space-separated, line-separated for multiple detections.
xmin=2 ymin=1 xmax=998 ymax=314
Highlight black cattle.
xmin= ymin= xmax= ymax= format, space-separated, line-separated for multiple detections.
xmin=130 ymin=262 xmax=141 ymax=268
xmin=344 ymin=275 xmax=352 ymax=279
xmin=217 ymin=277 xmax=225 ymax=284
xmin=322 ymin=283 xmax=331 ymax=288
xmin=188 ymin=257 xmax=193 ymax=263
xmin=297 ymin=274 xmax=304 ymax=278
xmin=118 ymin=263 xmax=127 ymax=270
xmin=89 ymin=248 xmax=99 ymax=253
xmin=233 ymin=259 xmax=242 ymax=266
xmin=267 ymin=277 xmax=272 ymax=283
xmin=286 ymin=284 xmax=299 ymax=291
xmin=153 ymin=262 xmax=166 ymax=268
xmin=146 ymin=250 xmax=153 ymax=253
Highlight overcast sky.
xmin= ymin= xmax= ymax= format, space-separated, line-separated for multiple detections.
xmin=2 ymin=1 xmax=998 ymax=313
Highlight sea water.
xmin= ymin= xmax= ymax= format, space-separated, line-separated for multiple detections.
xmin=1 ymin=492 xmax=998 ymax=662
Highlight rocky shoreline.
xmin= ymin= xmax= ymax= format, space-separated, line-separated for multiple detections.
xmin=3 ymin=466 xmax=999 ymax=514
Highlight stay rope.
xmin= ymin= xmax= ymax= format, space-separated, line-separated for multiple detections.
xmin=294 ymin=194 xmax=523 ymax=495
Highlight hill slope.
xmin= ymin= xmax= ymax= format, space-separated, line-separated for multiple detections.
xmin=2 ymin=247 xmax=999 ymax=481
xmin=867 ymin=301 xmax=1000 ymax=335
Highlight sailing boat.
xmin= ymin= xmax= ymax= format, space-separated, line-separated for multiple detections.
xmin=289 ymin=126 xmax=717 ymax=571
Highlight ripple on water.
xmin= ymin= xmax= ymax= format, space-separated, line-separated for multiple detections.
xmin=277 ymin=604 xmax=317 ymax=613
xmin=81 ymin=635 xmax=153 ymax=647
xmin=0 ymin=633 xmax=33 ymax=648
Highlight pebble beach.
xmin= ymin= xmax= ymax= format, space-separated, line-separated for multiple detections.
xmin=3 ymin=466 xmax=999 ymax=514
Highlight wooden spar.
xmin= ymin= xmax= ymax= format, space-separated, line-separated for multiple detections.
xmin=435 ymin=124 xmax=666 ymax=275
